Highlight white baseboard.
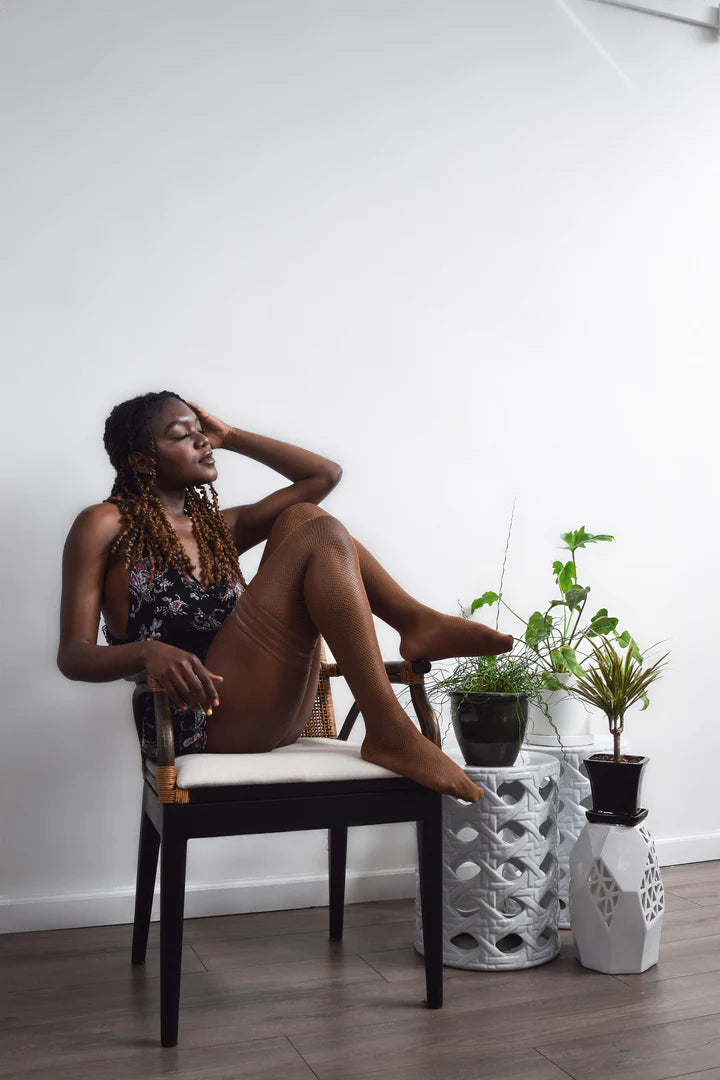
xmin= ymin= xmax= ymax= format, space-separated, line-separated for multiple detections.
xmin=0 ymin=866 xmax=417 ymax=935
xmin=2 ymin=833 xmax=719 ymax=935
xmin=655 ymin=834 xmax=720 ymax=866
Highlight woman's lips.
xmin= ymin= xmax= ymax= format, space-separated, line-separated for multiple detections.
xmin=199 ymin=452 xmax=215 ymax=464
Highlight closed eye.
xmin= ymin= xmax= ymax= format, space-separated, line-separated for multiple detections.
xmin=175 ymin=428 xmax=205 ymax=440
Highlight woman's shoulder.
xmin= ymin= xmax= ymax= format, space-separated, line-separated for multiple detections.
xmin=61 ymin=503 xmax=128 ymax=591
xmin=67 ymin=501 xmax=125 ymax=550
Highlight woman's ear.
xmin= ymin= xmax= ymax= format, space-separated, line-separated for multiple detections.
xmin=128 ymin=450 xmax=154 ymax=476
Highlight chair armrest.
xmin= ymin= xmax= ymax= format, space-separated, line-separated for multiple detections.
xmin=129 ymin=676 xmax=177 ymax=768
xmin=327 ymin=659 xmax=441 ymax=747
xmin=151 ymin=686 xmax=177 ymax=767
xmin=321 ymin=659 xmax=430 ymax=684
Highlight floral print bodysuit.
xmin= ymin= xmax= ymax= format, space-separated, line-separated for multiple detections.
xmin=103 ymin=560 xmax=243 ymax=761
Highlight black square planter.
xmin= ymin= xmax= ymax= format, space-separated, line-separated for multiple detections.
xmin=584 ymin=753 xmax=649 ymax=826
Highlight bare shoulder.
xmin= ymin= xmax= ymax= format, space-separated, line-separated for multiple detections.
xmin=59 ymin=503 xmax=128 ymax=659
xmin=65 ymin=502 xmax=124 ymax=553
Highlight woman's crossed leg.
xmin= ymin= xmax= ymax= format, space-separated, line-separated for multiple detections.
xmin=204 ymin=504 xmax=511 ymax=801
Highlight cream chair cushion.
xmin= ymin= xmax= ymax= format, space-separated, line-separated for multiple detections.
xmin=145 ymin=736 xmax=404 ymax=788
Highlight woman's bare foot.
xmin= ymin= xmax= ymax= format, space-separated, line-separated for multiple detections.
xmin=399 ymin=607 xmax=513 ymax=663
xmin=361 ymin=721 xmax=483 ymax=802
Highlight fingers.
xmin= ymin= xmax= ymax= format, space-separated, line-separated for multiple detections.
xmin=163 ymin=670 xmax=195 ymax=712
xmin=173 ymin=660 xmax=214 ymax=713
xmin=190 ymin=658 xmax=220 ymax=711
xmin=150 ymin=665 xmax=194 ymax=711
xmin=146 ymin=646 xmax=223 ymax=713
xmin=163 ymin=662 xmax=218 ymax=713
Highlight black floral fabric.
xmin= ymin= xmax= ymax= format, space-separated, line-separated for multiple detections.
xmin=103 ymin=560 xmax=243 ymax=760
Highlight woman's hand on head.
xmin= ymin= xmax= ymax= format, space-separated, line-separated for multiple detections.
xmin=142 ymin=641 xmax=223 ymax=712
xmin=185 ymin=401 xmax=230 ymax=451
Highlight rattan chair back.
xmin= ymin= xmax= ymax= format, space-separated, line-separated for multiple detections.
xmin=300 ymin=641 xmax=337 ymax=738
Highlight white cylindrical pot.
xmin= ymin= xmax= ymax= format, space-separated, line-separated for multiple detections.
xmin=525 ymin=673 xmax=594 ymax=748
xmin=569 ymin=821 xmax=664 ymax=973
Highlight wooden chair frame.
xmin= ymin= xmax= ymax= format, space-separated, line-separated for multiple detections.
xmin=129 ymin=653 xmax=444 ymax=1047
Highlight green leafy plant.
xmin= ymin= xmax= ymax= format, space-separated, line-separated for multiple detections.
xmin=570 ymin=638 xmax=670 ymax=762
xmin=428 ymin=648 xmax=550 ymax=746
xmin=431 ymin=649 xmax=546 ymax=701
xmin=473 ymin=525 xmax=640 ymax=688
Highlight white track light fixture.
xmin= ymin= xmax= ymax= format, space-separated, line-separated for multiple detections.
xmin=590 ymin=0 xmax=720 ymax=32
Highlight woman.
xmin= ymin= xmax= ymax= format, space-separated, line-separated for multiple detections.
xmin=58 ymin=391 xmax=513 ymax=802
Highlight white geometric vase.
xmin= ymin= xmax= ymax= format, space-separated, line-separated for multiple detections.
xmin=569 ymin=821 xmax=664 ymax=973
xmin=528 ymin=738 xmax=628 ymax=928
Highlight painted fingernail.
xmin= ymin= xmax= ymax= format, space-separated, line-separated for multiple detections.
xmin=213 ymin=699 xmax=219 ymax=706
xmin=206 ymin=707 xmax=213 ymax=716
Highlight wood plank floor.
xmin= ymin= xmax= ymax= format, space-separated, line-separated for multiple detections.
xmin=1 ymin=861 xmax=719 ymax=1079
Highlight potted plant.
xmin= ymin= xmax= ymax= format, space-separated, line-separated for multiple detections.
xmin=473 ymin=525 xmax=640 ymax=746
xmin=570 ymin=637 xmax=670 ymax=825
xmin=429 ymin=649 xmax=549 ymax=767
xmin=569 ymin=636 xmax=670 ymax=974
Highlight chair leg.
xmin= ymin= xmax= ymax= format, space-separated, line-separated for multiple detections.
xmin=131 ymin=794 xmax=160 ymax=965
xmin=328 ymin=825 xmax=348 ymax=941
xmin=159 ymin=813 xmax=188 ymax=1048
xmin=417 ymin=796 xmax=443 ymax=1009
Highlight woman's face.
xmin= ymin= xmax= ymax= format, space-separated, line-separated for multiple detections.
xmin=137 ymin=397 xmax=218 ymax=489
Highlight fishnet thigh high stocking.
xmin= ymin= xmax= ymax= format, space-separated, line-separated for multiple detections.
xmin=205 ymin=506 xmax=329 ymax=754
xmin=204 ymin=512 xmax=483 ymax=801
xmin=253 ymin=506 xmax=325 ymax=748
xmin=256 ymin=502 xmax=513 ymax=662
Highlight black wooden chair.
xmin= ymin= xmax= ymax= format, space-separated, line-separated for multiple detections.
xmin=128 ymin=644 xmax=444 ymax=1047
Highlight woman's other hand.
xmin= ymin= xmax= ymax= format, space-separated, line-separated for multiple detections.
xmin=185 ymin=400 xmax=230 ymax=451
xmin=142 ymin=641 xmax=223 ymax=712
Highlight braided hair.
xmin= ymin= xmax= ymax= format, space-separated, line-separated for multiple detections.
xmin=103 ymin=391 xmax=247 ymax=587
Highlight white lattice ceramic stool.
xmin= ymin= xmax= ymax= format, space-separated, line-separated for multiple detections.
xmin=529 ymin=742 xmax=593 ymax=929
xmin=527 ymin=739 xmax=621 ymax=928
xmin=569 ymin=821 xmax=664 ymax=973
xmin=414 ymin=751 xmax=561 ymax=970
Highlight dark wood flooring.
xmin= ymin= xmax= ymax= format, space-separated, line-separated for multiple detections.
xmin=1 ymin=861 xmax=719 ymax=1079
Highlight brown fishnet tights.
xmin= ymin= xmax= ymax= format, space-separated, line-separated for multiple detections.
xmin=204 ymin=504 xmax=511 ymax=801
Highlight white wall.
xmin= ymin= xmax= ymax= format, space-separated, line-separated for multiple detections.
xmin=2 ymin=0 xmax=718 ymax=932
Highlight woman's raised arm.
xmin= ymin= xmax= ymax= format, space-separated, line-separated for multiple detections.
xmin=187 ymin=401 xmax=341 ymax=483
xmin=188 ymin=401 xmax=342 ymax=554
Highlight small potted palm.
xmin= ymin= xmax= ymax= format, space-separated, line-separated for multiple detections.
xmin=570 ymin=637 xmax=670 ymax=825
xmin=569 ymin=636 xmax=670 ymax=975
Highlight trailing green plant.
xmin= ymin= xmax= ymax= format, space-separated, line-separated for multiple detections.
xmin=431 ymin=650 xmax=545 ymax=701
xmin=569 ymin=637 xmax=670 ymax=762
xmin=428 ymin=647 xmax=551 ymax=747
xmin=472 ymin=524 xmax=641 ymax=688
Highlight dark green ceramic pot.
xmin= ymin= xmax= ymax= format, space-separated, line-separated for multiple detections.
xmin=450 ymin=692 xmax=528 ymax=767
